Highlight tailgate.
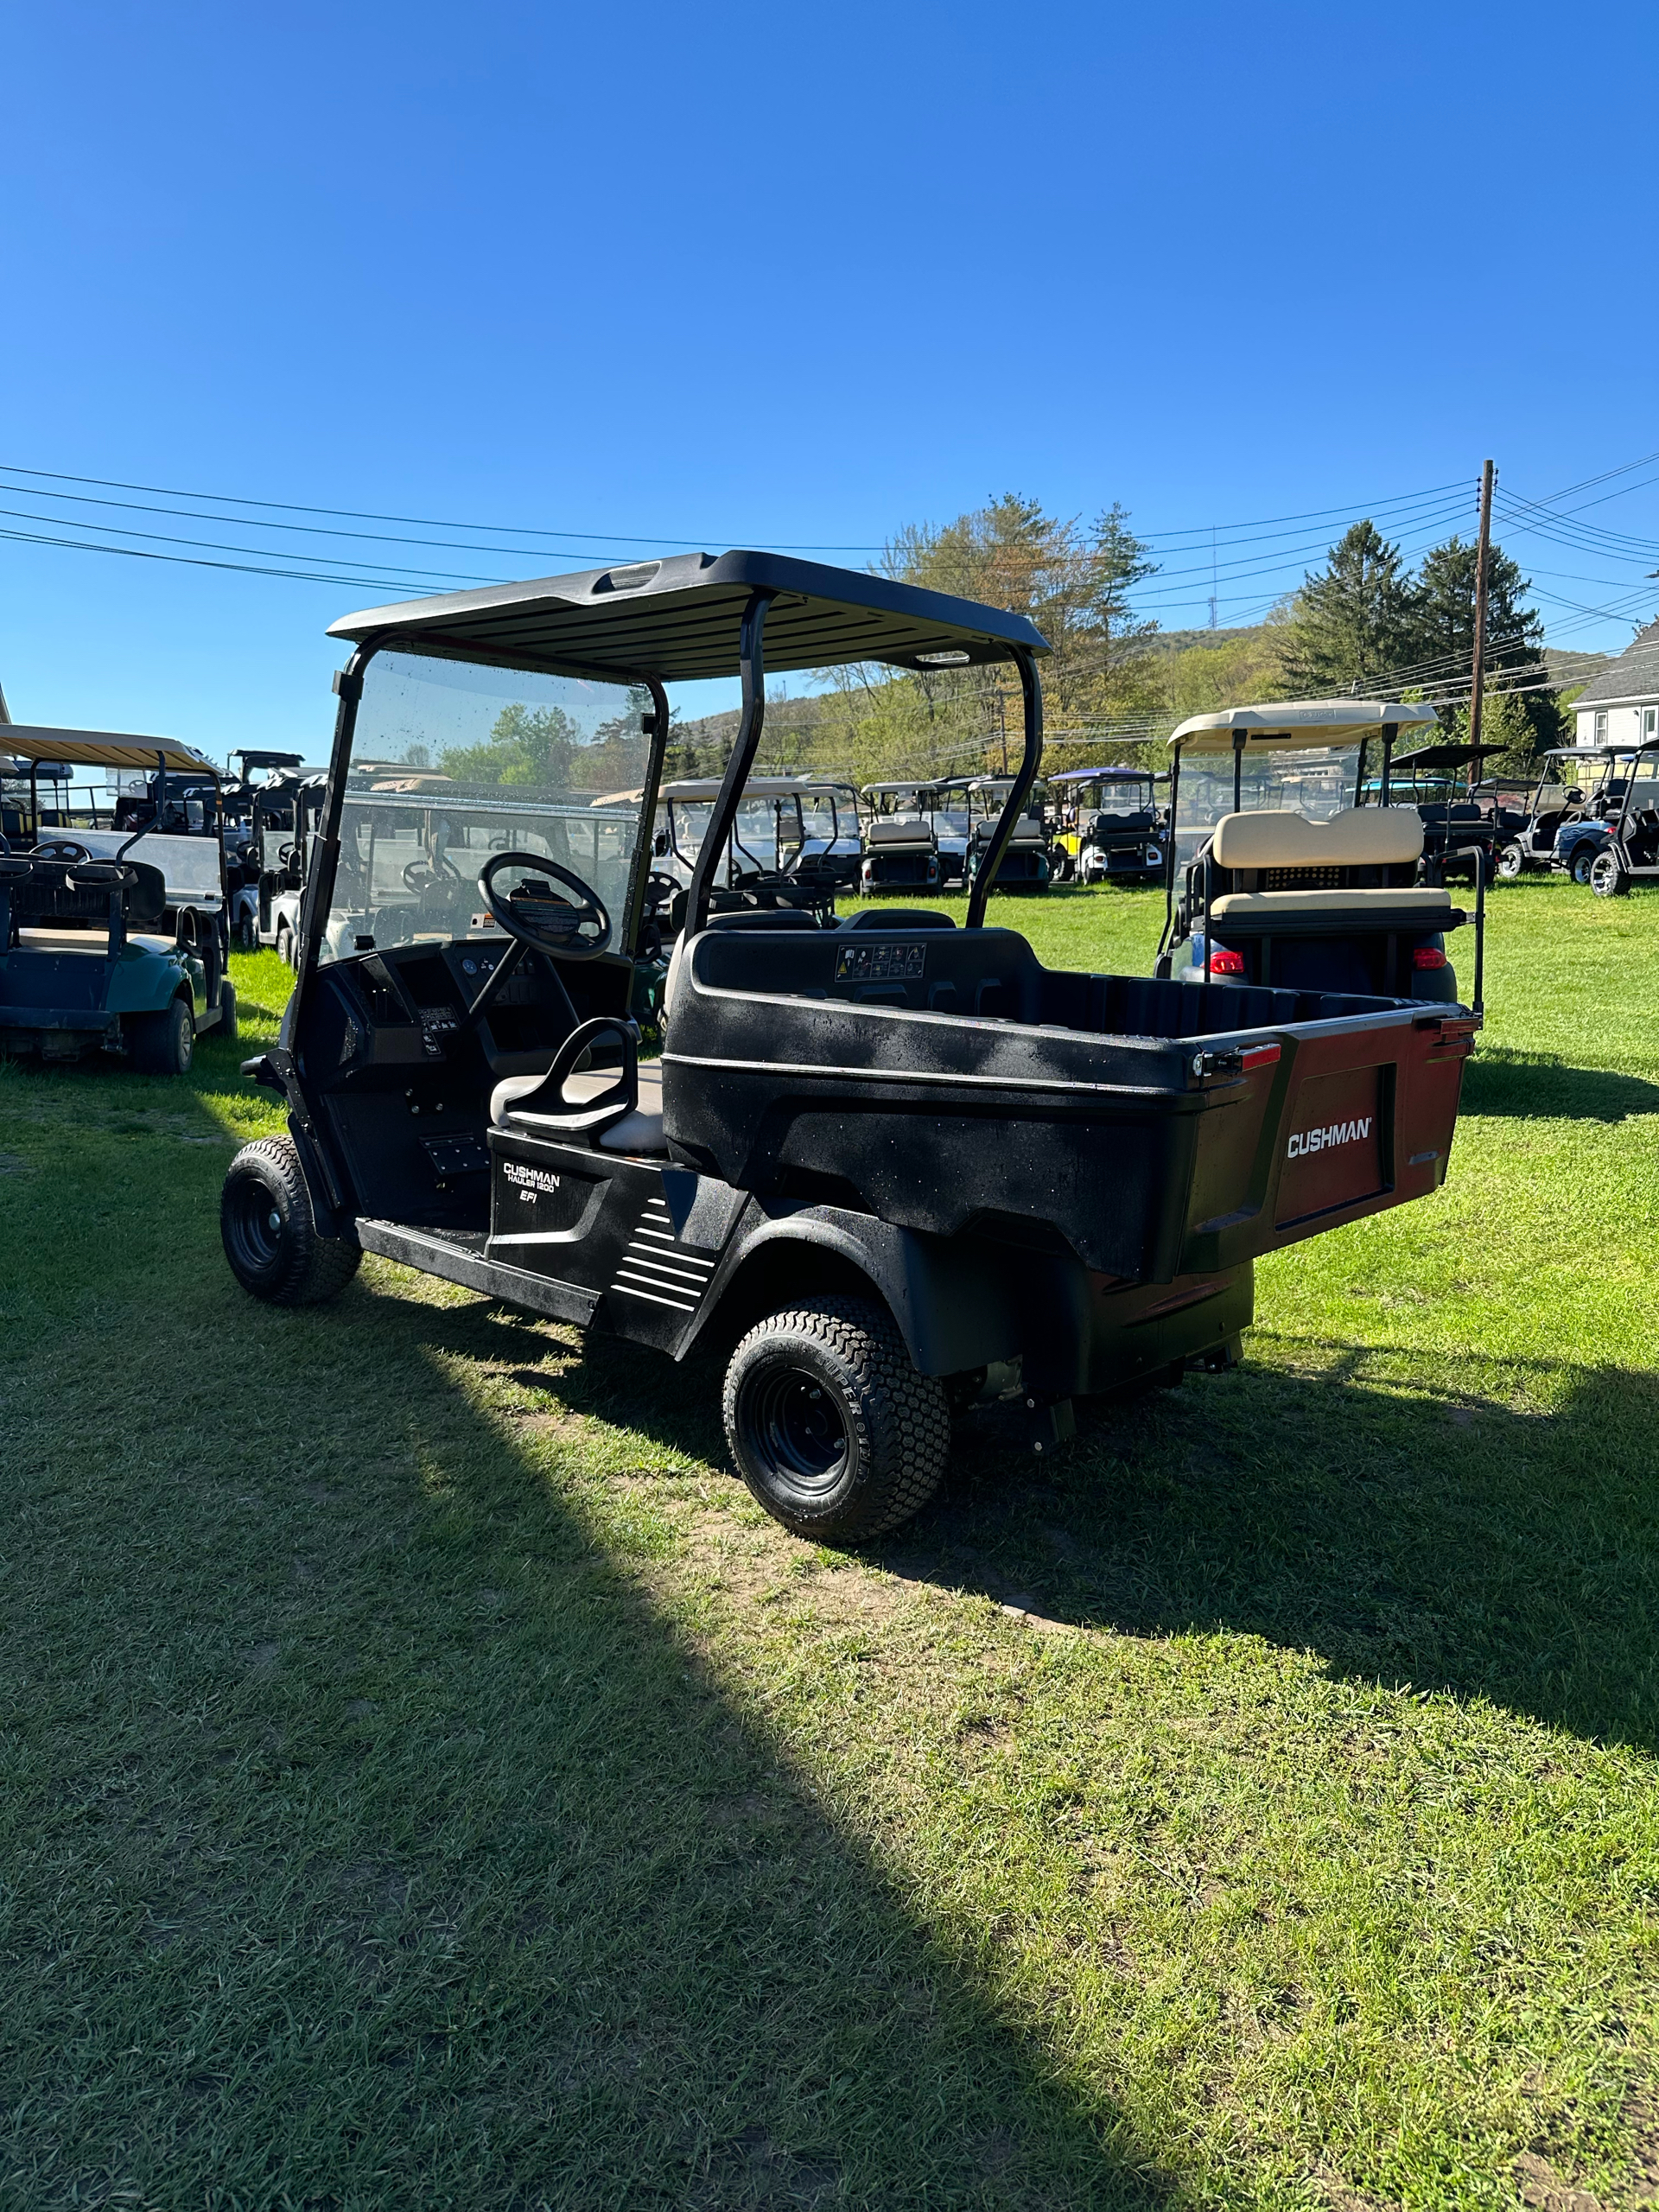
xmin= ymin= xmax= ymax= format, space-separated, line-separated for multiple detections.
xmin=1179 ymin=1009 xmax=1478 ymax=1274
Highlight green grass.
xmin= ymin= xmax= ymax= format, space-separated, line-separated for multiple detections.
xmin=3 ymin=887 xmax=1659 ymax=2209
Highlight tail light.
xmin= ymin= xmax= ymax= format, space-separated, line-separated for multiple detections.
xmin=1207 ymin=944 xmax=1246 ymax=976
xmin=1412 ymin=945 xmax=1447 ymax=970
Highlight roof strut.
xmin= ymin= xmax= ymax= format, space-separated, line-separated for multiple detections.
xmin=684 ymin=590 xmax=775 ymax=938
xmin=966 ymin=644 xmax=1043 ymax=930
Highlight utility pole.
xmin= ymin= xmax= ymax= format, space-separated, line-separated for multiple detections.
xmin=995 ymin=687 xmax=1008 ymax=775
xmin=1467 ymin=458 xmax=1495 ymax=792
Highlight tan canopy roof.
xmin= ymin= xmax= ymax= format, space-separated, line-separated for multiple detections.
xmin=0 ymin=723 xmax=220 ymax=776
xmin=1168 ymin=700 xmax=1440 ymax=753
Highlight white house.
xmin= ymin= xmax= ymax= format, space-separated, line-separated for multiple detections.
xmin=1573 ymin=617 xmax=1659 ymax=750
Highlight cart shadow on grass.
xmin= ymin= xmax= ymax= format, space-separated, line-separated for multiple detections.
xmin=1460 ymin=1046 xmax=1659 ymax=1122
xmin=401 ymin=1280 xmax=1659 ymax=1761
xmin=213 ymin=1278 xmax=1173 ymax=2212
xmin=874 ymin=1351 xmax=1659 ymax=1759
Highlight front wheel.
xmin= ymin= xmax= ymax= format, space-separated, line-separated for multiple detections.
xmin=1570 ymin=846 xmax=1598 ymax=886
xmin=722 ymin=1297 xmax=951 ymax=1543
xmin=1590 ymin=849 xmax=1630 ymax=898
xmin=127 ymin=994 xmax=194 ymax=1076
xmin=221 ymin=1135 xmax=361 ymax=1305
xmin=1496 ymin=842 xmax=1525 ymax=880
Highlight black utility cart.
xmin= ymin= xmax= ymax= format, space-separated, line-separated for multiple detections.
xmin=1384 ymin=740 xmax=1511 ymax=887
xmin=1587 ymin=737 xmax=1659 ymax=896
xmin=224 ymin=557 xmax=1480 ymax=1542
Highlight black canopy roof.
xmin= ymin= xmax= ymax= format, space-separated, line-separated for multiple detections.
xmin=1389 ymin=741 xmax=1509 ymax=772
xmin=327 ymin=550 xmax=1048 ymax=683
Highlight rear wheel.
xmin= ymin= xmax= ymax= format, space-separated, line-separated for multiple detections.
xmin=1570 ymin=846 xmax=1598 ymax=886
xmin=1590 ymin=849 xmax=1630 ymax=898
xmin=1496 ymin=842 xmax=1525 ymax=880
xmin=221 ymin=1135 xmax=361 ymax=1305
xmin=127 ymin=994 xmax=193 ymax=1076
xmin=218 ymin=979 xmax=238 ymax=1039
xmin=276 ymin=921 xmax=295 ymax=967
xmin=723 ymin=1296 xmax=951 ymax=1543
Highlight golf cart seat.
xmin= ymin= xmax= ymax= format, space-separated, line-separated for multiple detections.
xmin=1210 ymin=808 xmax=1422 ymax=869
xmin=492 ymin=1062 xmax=665 ymax=1154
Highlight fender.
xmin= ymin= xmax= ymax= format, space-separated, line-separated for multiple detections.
xmin=672 ymin=1189 xmax=1027 ymax=1377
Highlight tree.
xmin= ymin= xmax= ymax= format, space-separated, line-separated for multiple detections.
xmin=1282 ymin=520 xmax=1414 ymax=695
xmin=884 ymin=493 xmax=1162 ymax=741
xmin=439 ymin=702 xmax=579 ymax=786
xmin=1405 ymin=537 xmax=1558 ymax=762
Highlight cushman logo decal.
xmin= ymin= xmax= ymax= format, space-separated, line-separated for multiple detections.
xmin=503 ymin=1160 xmax=562 ymax=1194
xmin=1287 ymin=1116 xmax=1371 ymax=1160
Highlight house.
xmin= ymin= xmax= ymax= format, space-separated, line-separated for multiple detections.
xmin=1573 ymin=617 xmax=1659 ymax=751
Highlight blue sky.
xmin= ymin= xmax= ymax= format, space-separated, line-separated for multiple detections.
xmin=3 ymin=0 xmax=1656 ymax=759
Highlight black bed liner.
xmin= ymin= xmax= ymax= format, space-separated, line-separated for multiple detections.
xmin=661 ymin=925 xmax=1475 ymax=1283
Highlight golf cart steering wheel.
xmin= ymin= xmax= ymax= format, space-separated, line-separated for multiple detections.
xmin=478 ymin=849 xmax=612 ymax=960
xmin=31 ymin=839 xmax=92 ymax=862
xmin=403 ymin=852 xmax=463 ymax=892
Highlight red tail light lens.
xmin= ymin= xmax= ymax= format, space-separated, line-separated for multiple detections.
xmin=1413 ymin=945 xmax=1447 ymax=970
xmin=1208 ymin=945 xmax=1246 ymax=975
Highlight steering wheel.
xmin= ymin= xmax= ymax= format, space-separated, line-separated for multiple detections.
xmin=478 ymin=849 xmax=612 ymax=960
xmin=31 ymin=839 xmax=93 ymax=862
xmin=403 ymin=852 xmax=463 ymax=892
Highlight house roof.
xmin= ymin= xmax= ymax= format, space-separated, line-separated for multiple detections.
xmin=1572 ymin=618 xmax=1659 ymax=708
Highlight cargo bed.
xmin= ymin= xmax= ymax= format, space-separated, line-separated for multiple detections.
xmin=661 ymin=923 xmax=1478 ymax=1284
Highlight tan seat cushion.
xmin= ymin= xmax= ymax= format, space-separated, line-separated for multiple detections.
xmin=1210 ymin=807 xmax=1423 ymax=869
xmin=1211 ymin=887 xmax=1457 ymax=917
xmin=490 ymin=1061 xmax=665 ymax=1154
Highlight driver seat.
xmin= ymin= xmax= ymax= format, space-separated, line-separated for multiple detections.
xmin=490 ymin=1061 xmax=666 ymax=1154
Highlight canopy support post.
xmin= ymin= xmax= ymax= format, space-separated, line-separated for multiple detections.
xmin=966 ymin=645 xmax=1043 ymax=931
xmin=686 ymin=591 xmax=774 ymax=939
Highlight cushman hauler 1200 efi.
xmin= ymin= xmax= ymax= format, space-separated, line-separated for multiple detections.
xmin=222 ymin=556 xmax=1479 ymax=1541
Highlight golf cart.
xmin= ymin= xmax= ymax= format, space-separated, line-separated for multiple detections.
xmin=794 ymin=780 xmax=863 ymax=887
xmin=1050 ymin=764 xmax=1168 ymax=885
xmin=1494 ymin=746 xmax=1613 ymax=880
xmin=965 ymin=777 xmax=1051 ymax=892
xmin=859 ymin=783 xmax=943 ymax=893
xmin=642 ymin=776 xmax=842 ymax=921
xmin=222 ymin=555 xmax=1478 ymax=1544
xmin=1383 ymin=741 xmax=1511 ymax=887
xmin=1 ymin=727 xmax=237 ymax=1070
xmin=1552 ymin=747 xmax=1639 ymax=885
xmin=1588 ymin=738 xmax=1659 ymax=896
xmin=1158 ymin=700 xmax=1480 ymax=1007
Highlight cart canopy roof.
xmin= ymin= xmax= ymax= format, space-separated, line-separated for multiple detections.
xmin=658 ymin=777 xmax=817 ymax=801
xmin=328 ymin=551 xmax=1049 ymax=683
xmin=1050 ymin=764 xmax=1165 ymax=784
xmin=1168 ymin=700 xmax=1439 ymax=753
xmin=0 ymin=724 xmax=220 ymax=775
xmin=1389 ymin=741 xmax=1509 ymax=772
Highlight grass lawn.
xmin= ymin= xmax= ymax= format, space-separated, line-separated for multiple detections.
xmin=3 ymin=878 xmax=1659 ymax=2209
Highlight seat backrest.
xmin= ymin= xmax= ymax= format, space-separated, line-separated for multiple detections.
xmin=867 ymin=817 xmax=933 ymax=848
xmin=1210 ymin=806 xmax=1422 ymax=869
xmin=678 ymin=923 xmax=1042 ymax=1020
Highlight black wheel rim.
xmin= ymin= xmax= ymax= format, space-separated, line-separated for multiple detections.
xmin=742 ymin=1364 xmax=851 ymax=1494
xmin=225 ymin=1175 xmax=284 ymax=1277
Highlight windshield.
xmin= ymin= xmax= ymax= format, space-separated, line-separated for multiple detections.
xmin=1173 ymin=744 xmax=1362 ymax=865
xmin=323 ymin=650 xmax=650 ymax=961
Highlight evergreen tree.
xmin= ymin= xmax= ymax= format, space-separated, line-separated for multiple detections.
xmin=1405 ymin=537 xmax=1558 ymax=760
xmin=1282 ymin=520 xmax=1414 ymax=695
